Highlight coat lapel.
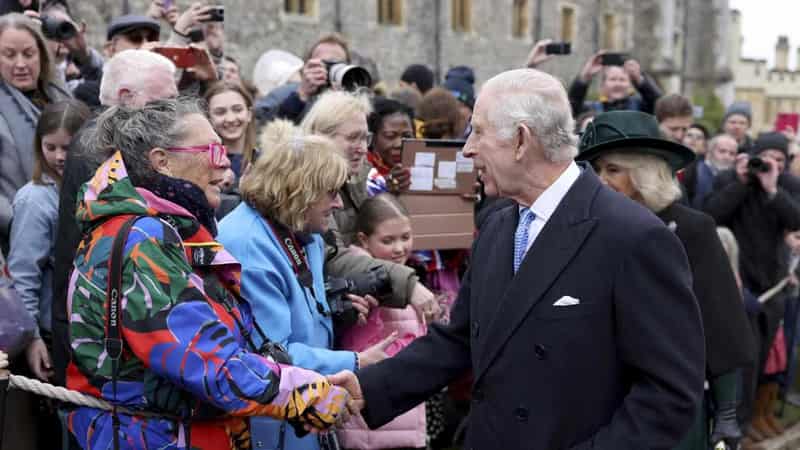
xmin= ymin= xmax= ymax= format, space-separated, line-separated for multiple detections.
xmin=474 ymin=167 xmax=601 ymax=381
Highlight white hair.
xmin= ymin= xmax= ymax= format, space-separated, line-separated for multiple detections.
xmin=300 ymin=90 xmax=372 ymax=137
xmin=484 ymin=69 xmax=578 ymax=163
xmin=601 ymin=152 xmax=682 ymax=213
xmin=99 ymin=50 xmax=176 ymax=106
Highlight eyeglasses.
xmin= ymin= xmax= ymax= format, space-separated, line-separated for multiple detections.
xmin=119 ymin=29 xmax=159 ymax=45
xmin=336 ymin=131 xmax=373 ymax=147
xmin=168 ymin=143 xmax=229 ymax=168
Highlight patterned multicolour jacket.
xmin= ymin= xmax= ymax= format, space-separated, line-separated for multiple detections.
xmin=66 ymin=152 xmax=348 ymax=450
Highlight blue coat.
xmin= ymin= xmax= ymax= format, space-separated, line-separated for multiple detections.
xmin=218 ymin=202 xmax=356 ymax=450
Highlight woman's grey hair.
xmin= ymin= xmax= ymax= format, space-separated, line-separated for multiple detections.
xmin=600 ymin=152 xmax=682 ymax=213
xmin=81 ymin=97 xmax=205 ymax=185
xmin=484 ymin=69 xmax=578 ymax=163
xmin=716 ymin=226 xmax=739 ymax=277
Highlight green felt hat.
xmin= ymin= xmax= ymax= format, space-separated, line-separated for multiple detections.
xmin=576 ymin=111 xmax=696 ymax=172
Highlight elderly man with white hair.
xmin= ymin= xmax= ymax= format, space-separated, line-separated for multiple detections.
xmin=329 ymin=68 xmax=704 ymax=449
xmin=50 ymin=49 xmax=178 ymax=388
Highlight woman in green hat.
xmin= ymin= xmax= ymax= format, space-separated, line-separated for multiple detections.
xmin=577 ymin=110 xmax=756 ymax=450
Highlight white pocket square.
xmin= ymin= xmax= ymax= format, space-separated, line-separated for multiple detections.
xmin=553 ymin=296 xmax=581 ymax=307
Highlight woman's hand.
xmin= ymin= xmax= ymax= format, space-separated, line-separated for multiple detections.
xmin=387 ymin=164 xmax=411 ymax=194
xmin=346 ymin=294 xmax=378 ymax=325
xmin=357 ymin=331 xmax=398 ymax=367
xmin=0 ymin=351 xmax=8 ymax=370
xmin=410 ymin=282 xmax=442 ymax=324
xmin=25 ymin=338 xmax=52 ymax=381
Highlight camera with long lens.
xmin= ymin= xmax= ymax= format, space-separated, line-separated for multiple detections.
xmin=747 ymin=156 xmax=771 ymax=177
xmin=323 ymin=60 xmax=372 ymax=91
xmin=325 ymin=266 xmax=391 ymax=328
xmin=40 ymin=16 xmax=77 ymax=41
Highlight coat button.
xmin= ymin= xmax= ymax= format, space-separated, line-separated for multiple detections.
xmin=514 ymin=406 xmax=529 ymax=422
xmin=472 ymin=321 xmax=480 ymax=337
xmin=534 ymin=344 xmax=547 ymax=360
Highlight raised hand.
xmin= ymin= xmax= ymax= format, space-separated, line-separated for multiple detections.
xmin=357 ymin=331 xmax=398 ymax=367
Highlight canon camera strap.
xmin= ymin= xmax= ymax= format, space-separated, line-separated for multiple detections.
xmin=265 ymin=218 xmax=329 ymax=316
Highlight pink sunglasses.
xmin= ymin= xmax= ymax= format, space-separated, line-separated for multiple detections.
xmin=168 ymin=143 xmax=228 ymax=168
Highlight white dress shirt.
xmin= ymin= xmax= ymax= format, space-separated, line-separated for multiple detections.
xmin=519 ymin=161 xmax=582 ymax=254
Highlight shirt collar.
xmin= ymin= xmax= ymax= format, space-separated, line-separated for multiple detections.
xmin=519 ymin=161 xmax=581 ymax=221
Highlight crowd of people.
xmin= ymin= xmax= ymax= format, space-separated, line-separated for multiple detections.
xmin=1 ymin=1 xmax=799 ymax=450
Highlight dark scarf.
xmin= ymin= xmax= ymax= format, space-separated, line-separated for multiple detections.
xmin=150 ymin=173 xmax=218 ymax=236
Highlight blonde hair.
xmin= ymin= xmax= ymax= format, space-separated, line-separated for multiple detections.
xmin=300 ymin=90 xmax=372 ymax=138
xmin=240 ymin=120 xmax=348 ymax=231
xmin=0 ymin=14 xmax=56 ymax=93
xmin=601 ymin=152 xmax=682 ymax=213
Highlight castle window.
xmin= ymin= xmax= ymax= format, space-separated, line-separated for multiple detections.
xmin=512 ymin=0 xmax=529 ymax=38
xmin=452 ymin=0 xmax=472 ymax=32
xmin=284 ymin=0 xmax=316 ymax=16
xmin=560 ymin=5 xmax=576 ymax=43
xmin=378 ymin=0 xmax=403 ymax=25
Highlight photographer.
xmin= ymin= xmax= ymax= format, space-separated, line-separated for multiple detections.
xmin=568 ymin=51 xmax=662 ymax=117
xmin=276 ymin=33 xmax=352 ymax=123
xmin=703 ymin=132 xmax=800 ymax=434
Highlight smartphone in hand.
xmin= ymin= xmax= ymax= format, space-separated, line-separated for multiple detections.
xmin=201 ymin=6 xmax=225 ymax=22
xmin=152 ymin=46 xmax=198 ymax=69
xmin=600 ymin=53 xmax=627 ymax=66
xmin=545 ymin=42 xmax=571 ymax=55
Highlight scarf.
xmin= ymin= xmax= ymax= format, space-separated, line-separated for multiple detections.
xmin=150 ymin=173 xmax=218 ymax=236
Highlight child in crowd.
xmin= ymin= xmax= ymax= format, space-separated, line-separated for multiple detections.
xmin=337 ymin=193 xmax=428 ymax=449
xmin=7 ymin=99 xmax=90 ymax=382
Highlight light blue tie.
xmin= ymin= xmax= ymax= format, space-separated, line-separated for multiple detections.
xmin=514 ymin=208 xmax=536 ymax=273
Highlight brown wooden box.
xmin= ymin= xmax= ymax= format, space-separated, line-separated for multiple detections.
xmin=397 ymin=139 xmax=477 ymax=250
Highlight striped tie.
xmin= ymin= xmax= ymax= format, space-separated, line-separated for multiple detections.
xmin=514 ymin=209 xmax=536 ymax=273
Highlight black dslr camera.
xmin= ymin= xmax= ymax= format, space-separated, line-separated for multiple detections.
xmin=323 ymin=60 xmax=372 ymax=91
xmin=747 ymin=156 xmax=771 ymax=176
xmin=258 ymin=339 xmax=292 ymax=364
xmin=40 ymin=15 xmax=77 ymax=41
xmin=325 ymin=266 xmax=391 ymax=328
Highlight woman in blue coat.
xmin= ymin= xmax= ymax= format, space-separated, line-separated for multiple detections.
xmin=218 ymin=120 xmax=394 ymax=450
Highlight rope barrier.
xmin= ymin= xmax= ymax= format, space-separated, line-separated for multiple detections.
xmin=4 ymin=371 xmax=114 ymax=411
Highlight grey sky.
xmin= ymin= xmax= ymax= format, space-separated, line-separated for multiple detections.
xmin=729 ymin=0 xmax=800 ymax=68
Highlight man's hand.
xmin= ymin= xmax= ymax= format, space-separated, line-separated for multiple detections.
xmin=346 ymin=294 xmax=378 ymax=325
xmin=387 ymin=164 xmax=411 ymax=194
xmin=173 ymin=3 xmax=213 ymax=36
xmin=147 ymin=1 xmax=180 ymax=25
xmin=327 ymin=370 xmax=365 ymax=415
xmin=410 ymin=282 xmax=441 ymax=324
xmin=357 ymin=331 xmax=398 ymax=368
xmin=185 ymin=45 xmax=218 ymax=81
xmin=623 ymin=59 xmax=643 ymax=85
xmin=26 ymin=338 xmax=53 ymax=381
xmin=734 ymin=153 xmax=750 ymax=185
xmin=298 ymin=59 xmax=328 ymax=101
xmin=756 ymin=155 xmax=780 ymax=195
xmin=526 ymin=39 xmax=554 ymax=68
xmin=0 ymin=351 xmax=8 ymax=370
xmin=579 ymin=51 xmax=605 ymax=83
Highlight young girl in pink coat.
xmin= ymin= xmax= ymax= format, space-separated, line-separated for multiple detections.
xmin=337 ymin=194 xmax=428 ymax=449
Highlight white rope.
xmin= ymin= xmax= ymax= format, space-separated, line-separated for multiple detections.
xmin=8 ymin=373 xmax=114 ymax=411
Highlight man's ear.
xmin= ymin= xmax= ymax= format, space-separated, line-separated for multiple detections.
xmin=149 ymin=147 xmax=172 ymax=176
xmin=117 ymin=88 xmax=136 ymax=106
xmin=515 ymin=123 xmax=534 ymax=161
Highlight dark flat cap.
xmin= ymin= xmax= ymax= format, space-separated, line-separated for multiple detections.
xmin=106 ymin=15 xmax=160 ymax=41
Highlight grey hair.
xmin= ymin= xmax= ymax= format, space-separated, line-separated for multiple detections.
xmin=99 ymin=49 xmax=176 ymax=106
xmin=82 ymin=97 xmax=205 ymax=185
xmin=484 ymin=69 xmax=578 ymax=163
xmin=600 ymin=152 xmax=682 ymax=213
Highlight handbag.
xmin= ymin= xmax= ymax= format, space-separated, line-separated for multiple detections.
xmin=0 ymin=255 xmax=36 ymax=359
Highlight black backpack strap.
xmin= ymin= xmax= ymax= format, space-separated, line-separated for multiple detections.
xmin=104 ymin=216 xmax=139 ymax=450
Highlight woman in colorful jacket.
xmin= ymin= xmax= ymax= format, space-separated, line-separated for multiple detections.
xmin=66 ymin=98 xmax=350 ymax=450
xmin=218 ymin=119 xmax=394 ymax=450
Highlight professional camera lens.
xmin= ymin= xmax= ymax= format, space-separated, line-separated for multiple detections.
xmin=325 ymin=62 xmax=372 ymax=91
xmin=41 ymin=16 xmax=77 ymax=41
xmin=747 ymin=156 xmax=770 ymax=174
